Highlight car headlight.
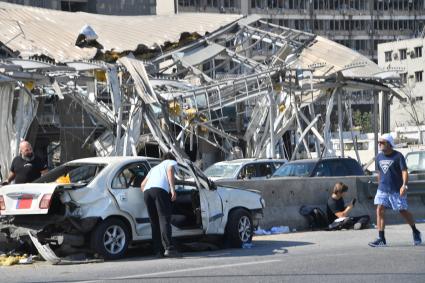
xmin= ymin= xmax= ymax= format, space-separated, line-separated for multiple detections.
xmin=260 ymin=197 xmax=265 ymax=208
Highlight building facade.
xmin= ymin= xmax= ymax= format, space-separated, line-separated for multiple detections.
xmin=178 ymin=0 xmax=425 ymax=61
xmin=378 ymin=37 xmax=425 ymax=128
xmin=0 ymin=0 xmax=158 ymax=15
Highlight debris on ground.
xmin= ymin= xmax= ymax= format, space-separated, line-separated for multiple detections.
xmin=0 ymin=254 xmax=33 ymax=266
xmin=242 ymin=243 xmax=253 ymax=249
xmin=255 ymin=226 xmax=291 ymax=235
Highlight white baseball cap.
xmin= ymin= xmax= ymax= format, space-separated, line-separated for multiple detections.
xmin=379 ymin=133 xmax=395 ymax=147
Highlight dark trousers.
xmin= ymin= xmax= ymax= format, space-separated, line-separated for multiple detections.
xmin=340 ymin=215 xmax=371 ymax=230
xmin=144 ymin=188 xmax=174 ymax=253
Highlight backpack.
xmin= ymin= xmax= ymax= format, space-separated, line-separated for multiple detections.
xmin=299 ymin=205 xmax=329 ymax=230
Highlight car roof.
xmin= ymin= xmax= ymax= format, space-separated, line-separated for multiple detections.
xmin=286 ymin=157 xmax=356 ymax=164
xmin=67 ymin=156 xmax=160 ymax=165
xmin=212 ymin=158 xmax=287 ymax=166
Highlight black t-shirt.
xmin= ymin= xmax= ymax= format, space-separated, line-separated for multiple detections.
xmin=326 ymin=196 xmax=345 ymax=223
xmin=10 ymin=156 xmax=47 ymax=184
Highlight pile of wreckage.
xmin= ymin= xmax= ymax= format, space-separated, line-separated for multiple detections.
xmin=0 ymin=3 xmax=409 ymax=179
xmin=0 ymin=2 xmax=413 ymax=264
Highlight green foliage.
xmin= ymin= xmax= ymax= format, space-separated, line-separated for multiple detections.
xmin=353 ymin=110 xmax=373 ymax=133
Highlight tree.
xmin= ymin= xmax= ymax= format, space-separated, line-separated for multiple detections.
xmin=353 ymin=110 xmax=373 ymax=133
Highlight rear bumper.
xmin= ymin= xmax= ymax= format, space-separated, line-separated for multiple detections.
xmin=0 ymin=215 xmax=99 ymax=242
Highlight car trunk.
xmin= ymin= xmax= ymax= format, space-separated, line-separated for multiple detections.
xmin=0 ymin=183 xmax=59 ymax=215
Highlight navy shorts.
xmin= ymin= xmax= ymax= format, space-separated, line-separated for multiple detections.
xmin=374 ymin=189 xmax=408 ymax=211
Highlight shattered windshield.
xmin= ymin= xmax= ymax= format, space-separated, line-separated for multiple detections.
xmin=204 ymin=164 xmax=240 ymax=178
xmin=34 ymin=163 xmax=106 ymax=185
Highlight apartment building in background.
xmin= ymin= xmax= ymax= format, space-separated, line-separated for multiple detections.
xmin=378 ymin=37 xmax=425 ymax=128
xmin=178 ymin=0 xmax=425 ymax=61
xmin=0 ymin=0 xmax=175 ymax=15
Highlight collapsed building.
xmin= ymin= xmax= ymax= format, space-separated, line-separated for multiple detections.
xmin=0 ymin=3 xmax=409 ymax=178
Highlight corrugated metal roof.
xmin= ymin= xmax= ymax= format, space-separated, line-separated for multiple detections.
xmin=298 ymin=36 xmax=383 ymax=79
xmin=0 ymin=2 xmax=241 ymax=62
xmin=181 ymin=43 xmax=225 ymax=66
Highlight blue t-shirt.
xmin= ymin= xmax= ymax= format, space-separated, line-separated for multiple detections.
xmin=376 ymin=150 xmax=407 ymax=193
xmin=144 ymin=160 xmax=178 ymax=193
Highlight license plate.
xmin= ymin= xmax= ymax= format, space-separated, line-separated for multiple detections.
xmin=16 ymin=195 xmax=33 ymax=209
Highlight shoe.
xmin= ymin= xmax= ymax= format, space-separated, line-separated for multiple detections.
xmin=368 ymin=238 xmax=386 ymax=247
xmin=413 ymin=231 xmax=422 ymax=246
xmin=164 ymin=249 xmax=182 ymax=258
xmin=353 ymin=223 xmax=362 ymax=230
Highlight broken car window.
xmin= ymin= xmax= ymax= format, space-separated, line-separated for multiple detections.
xmin=34 ymin=163 xmax=105 ymax=184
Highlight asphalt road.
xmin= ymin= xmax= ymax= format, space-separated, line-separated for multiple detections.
xmin=1 ymin=223 xmax=425 ymax=283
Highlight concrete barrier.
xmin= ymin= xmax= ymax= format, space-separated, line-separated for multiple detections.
xmin=217 ymin=173 xmax=425 ymax=230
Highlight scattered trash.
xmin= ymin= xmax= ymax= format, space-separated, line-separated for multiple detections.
xmin=254 ymin=227 xmax=271 ymax=235
xmin=0 ymin=254 xmax=32 ymax=266
xmin=272 ymin=248 xmax=288 ymax=254
xmin=19 ymin=255 xmax=33 ymax=264
xmin=242 ymin=243 xmax=253 ymax=249
xmin=255 ymin=226 xmax=291 ymax=235
xmin=270 ymin=226 xmax=290 ymax=234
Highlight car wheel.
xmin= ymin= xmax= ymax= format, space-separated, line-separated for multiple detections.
xmin=225 ymin=209 xmax=253 ymax=248
xmin=91 ymin=218 xmax=130 ymax=260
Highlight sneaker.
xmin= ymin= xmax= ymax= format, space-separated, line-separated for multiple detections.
xmin=353 ymin=223 xmax=362 ymax=230
xmin=368 ymin=238 xmax=386 ymax=247
xmin=164 ymin=249 xmax=182 ymax=258
xmin=413 ymin=231 xmax=422 ymax=246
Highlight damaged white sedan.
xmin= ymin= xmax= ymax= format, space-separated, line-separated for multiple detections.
xmin=0 ymin=156 xmax=264 ymax=260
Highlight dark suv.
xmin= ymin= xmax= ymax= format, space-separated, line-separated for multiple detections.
xmin=272 ymin=157 xmax=364 ymax=177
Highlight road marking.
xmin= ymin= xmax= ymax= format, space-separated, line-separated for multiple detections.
xmin=77 ymin=259 xmax=281 ymax=282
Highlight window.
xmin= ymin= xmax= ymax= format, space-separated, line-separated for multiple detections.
xmin=257 ymin=163 xmax=273 ymax=177
xmin=239 ymin=164 xmax=257 ymax=179
xmin=416 ymin=96 xmax=423 ymax=101
xmin=314 ymin=162 xmax=332 ymax=176
xmin=385 ymin=51 xmax=392 ymax=62
xmin=35 ymin=163 xmax=105 ymax=184
xmin=400 ymin=48 xmax=407 ymax=60
xmin=414 ymin=46 xmax=423 ymax=58
xmin=400 ymin=72 xmax=408 ymax=84
xmin=415 ymin=71 xmax=423 ymax=82
xmin=112 ymin=163 xmax=149 ymax=189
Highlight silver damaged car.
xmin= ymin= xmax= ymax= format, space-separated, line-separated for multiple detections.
xmin=0 ymin=156 xmax=264 ymax=260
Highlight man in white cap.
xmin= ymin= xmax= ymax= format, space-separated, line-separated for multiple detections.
xmin=369 ymin=133 xmax=422 ymax=247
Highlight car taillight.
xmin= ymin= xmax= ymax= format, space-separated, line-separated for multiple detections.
xmin=0 ymin=195 xmax=5 ymax=211
xmin=39 ymin=194 xmax=52 ymax=209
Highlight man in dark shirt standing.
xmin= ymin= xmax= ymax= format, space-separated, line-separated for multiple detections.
xmin=2 ymin=141 xmax=47 ymax=185
xmin=369 ymin=133 xmax=421 ymax=247
xmin=327 ymin=182 xmax=370 ymax=230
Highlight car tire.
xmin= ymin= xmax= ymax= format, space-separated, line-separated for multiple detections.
xmin=225 ymin=209 xmax=253 ymax=248
xmin=90 ymin=218 xmax=130 ymax=260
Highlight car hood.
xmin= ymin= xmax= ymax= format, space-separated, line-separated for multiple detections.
xmin=215 ymin=185 xmax=263 ymax=210
xmin=205 ymin=176 xmax=234 ymax=182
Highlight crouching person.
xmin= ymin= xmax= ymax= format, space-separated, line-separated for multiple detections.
xmin=327 ymin=182 xmax=370 ymax=230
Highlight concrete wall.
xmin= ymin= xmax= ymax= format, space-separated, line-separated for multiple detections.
xmin=217 ymin=174 xmax=425 ymax=230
